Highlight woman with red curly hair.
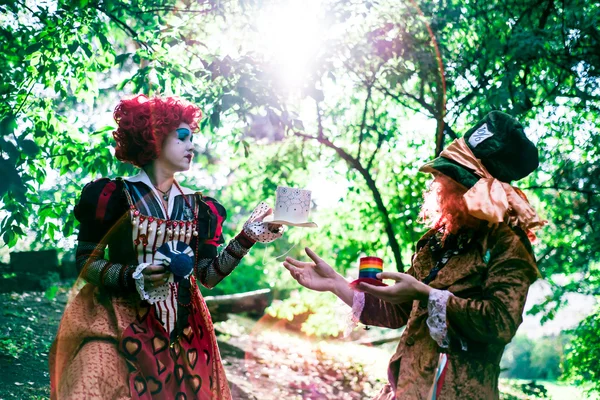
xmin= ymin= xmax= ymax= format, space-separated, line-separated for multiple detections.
xmin=50 ymin=95 xmax=283 ymax=399
xmin=284 ymin=111 xmax=547 ymax=399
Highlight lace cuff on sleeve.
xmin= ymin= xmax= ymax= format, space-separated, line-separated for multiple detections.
xmin=133 ymin=263 xmax=173 ymax=304
xmin=344 ymin=291 xmax=366 ymax=337
xmin=426 ymin=288 xmax=452 ymax=348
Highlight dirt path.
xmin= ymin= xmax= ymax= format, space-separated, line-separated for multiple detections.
xmin=0 ymin=289 xmax=387 ymax=400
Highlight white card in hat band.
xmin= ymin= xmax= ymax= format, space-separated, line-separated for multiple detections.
xmin=469 ymin=123 xmax=494 ymax=148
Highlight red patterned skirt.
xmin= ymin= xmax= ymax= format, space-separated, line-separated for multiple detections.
xmin=49 ymin=280 xmax=231 ymax=399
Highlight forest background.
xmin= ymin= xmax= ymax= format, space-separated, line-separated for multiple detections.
xmin=1 ymin=0 xmax=599 ymax=398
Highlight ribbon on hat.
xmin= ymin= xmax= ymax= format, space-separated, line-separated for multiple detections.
xmin=437 ymin=138 xmax=547 ymax=235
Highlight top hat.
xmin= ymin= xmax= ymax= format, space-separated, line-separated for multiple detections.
xmin=420 ymin=111 xmax=539 ymax=187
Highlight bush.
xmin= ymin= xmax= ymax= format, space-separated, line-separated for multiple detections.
xmin=266 ymin=289 xmax=348 ymax=338
xmin=563 ymin=305 xmax=600 ymax=395
xmin=501 ymin=334 xmax=567 ymax=381
xmin=499 ymin=380 xmax=549 ymax=399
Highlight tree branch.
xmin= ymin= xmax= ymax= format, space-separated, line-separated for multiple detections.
xmin=376 ymin=83 xmax=436 ymax=116
xmin=357 ymin=84 xmax=373 ymax=161
xmin=294 ymin=131 xmax=405 ymax=271
xmin=130 ymin=7 xmax=214 ymax=15
xmin=96 ymin=6 xmax=151 ymax=51
xmin=14 ymin=76 xmax=37 ymax=116
xmin=367 ymin=128 xmax=386 ymax=171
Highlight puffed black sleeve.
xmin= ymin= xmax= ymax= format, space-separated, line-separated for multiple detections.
xmin=193 ymin=196 xmax=257 ymax=289
xmin=73 ymin=178 xmax=137 ymax=291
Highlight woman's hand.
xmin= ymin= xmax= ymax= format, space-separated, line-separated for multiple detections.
xmin=254 ymin=207 xmax=283 ymax=234
xmin=283 ymin=247 xmax=342 ymax=293
xmin=142 ymin=265 xmax=171 ymax=290
xmin=357 ymin=272 xmax=431 ymax=304
xmin=243 ymin=203 xmax=284 ymax=243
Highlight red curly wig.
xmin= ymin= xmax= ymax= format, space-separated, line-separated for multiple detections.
xmin=113 ymin=95 xmax=202 ymax=167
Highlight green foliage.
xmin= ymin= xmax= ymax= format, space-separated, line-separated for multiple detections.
xmin=1 ymin=0 xmax=599 ymax=391
xmin=0 ymin=325 xmax=39 ymax=360
xmin=499 ymin=379 xmax=592 ymax=400
xmin=563 ymin=304 xmax=600 ymax=395
xmin=500 ymin=380 xmax=549 ymax=399
xmin=501 ymin=334 xmax=568 ymax=381
xmin=267 ymin=290 xmax=348 ymax=338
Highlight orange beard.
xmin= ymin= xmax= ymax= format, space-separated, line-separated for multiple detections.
xmin=420 ymin=174 xmax=482 ymax=241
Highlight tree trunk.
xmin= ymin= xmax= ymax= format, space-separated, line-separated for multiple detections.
xmin=295 ymin=133 xmax=405 ymax=272
xmin=204 ymin=289 xmax=273 ymax=320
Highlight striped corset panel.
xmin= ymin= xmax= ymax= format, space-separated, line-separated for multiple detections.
xmin=125 ymin=181 xmax=199 ymax=334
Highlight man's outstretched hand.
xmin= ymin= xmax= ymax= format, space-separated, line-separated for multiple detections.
xmin=283 ymin=247 xmax=342 ymax=293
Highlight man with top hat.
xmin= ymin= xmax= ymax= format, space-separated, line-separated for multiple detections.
xmin=284 ymin=111 xmax=546 ymax=399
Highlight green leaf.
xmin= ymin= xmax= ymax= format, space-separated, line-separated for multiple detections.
xmin=292 ymin=119 xmax=305 ymax=131
xmin=0 ymin=116 xmax=17 ymax=136
xmin=2 ymin=230 xmax=13 ymax=247
xmin=92 ymin=125 xmax=116 ymax=135
xmin=21 ymin=140 xmax=40 ymax=157
xmin=210 ymin=110 xmax=220 ymax=129
xmin=67 ymin=41 xmax=79 ymax=54
xmin=12 ymin=225 xmax=24 ymax=236
xmin=81 ymin=42 xmax=93 ymax=58
xmin=62 ymin=218 xmax=74 ymax=237
xmin=114 ymin=53 xmax=130 ymax=65
xmin=221 ymin=94 xmax=239 ymax=111
xmin=97 ymin=32 xmax=110 ymax=49
xmin=24 ymin=42 xmax=43 ymax=55
xmin=48 ymin=222 xmax=56 ymax=241
xmin=44 ymin=285 xmax=59 ymax=301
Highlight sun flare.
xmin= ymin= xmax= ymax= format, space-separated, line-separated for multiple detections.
xmin=255 ymin=0 xmax=325 ymax=89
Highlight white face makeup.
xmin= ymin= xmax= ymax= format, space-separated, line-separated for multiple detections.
xmin=157 ymin=122 xmax=194 ymax=172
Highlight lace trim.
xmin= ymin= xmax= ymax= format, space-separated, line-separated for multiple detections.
xmin=344 ymin=291 xmax=366 ymax=337
xmin=426 ymin=289 xmax=452 ymax=348
xmin=133 ymin=263 xmax=173 ymax=304
xmin=243 ymin=202 xmax=284 ymax=243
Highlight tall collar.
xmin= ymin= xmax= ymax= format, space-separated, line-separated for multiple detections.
xmin=124 ymin=170 xmax=195 ymax=195
xmin=124 ymin=170 xmax=195 ymax=217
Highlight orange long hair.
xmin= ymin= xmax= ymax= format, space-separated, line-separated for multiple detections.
xmin=420 ymin=174 xmax=481 ymax=240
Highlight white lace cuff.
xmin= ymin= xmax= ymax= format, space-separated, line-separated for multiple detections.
xmin=426 ymin=289 xmax=452 ymax=348
xmin=133 ymin=263 xmax=172 ymax=304
xmin=243 ymin=202 xmax=285 ymax=243
xmin=344 ymin=291 xmax=366 ymax=337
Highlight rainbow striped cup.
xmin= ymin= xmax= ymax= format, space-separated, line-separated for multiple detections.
xmin=350 ymin=256 xmax=387 ymax=289
xmin=359 ymin=256 xmax=383 ymax=280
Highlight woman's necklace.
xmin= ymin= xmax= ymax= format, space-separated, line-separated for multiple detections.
xmin=154 ymin=185 xmax=171 ymax=201
xmin=172 ymin=181 xmax=196 ymax=220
